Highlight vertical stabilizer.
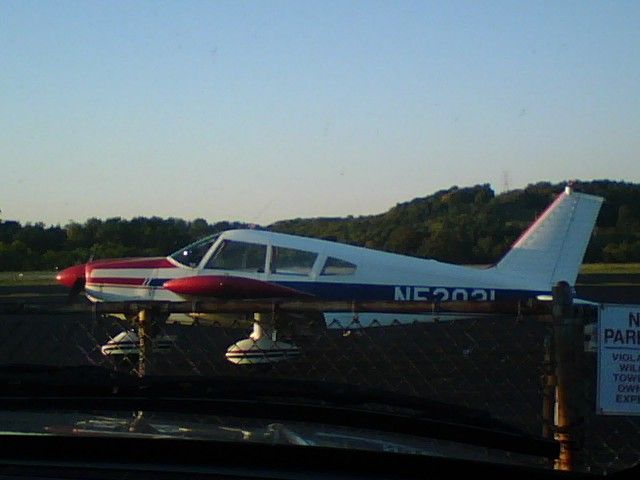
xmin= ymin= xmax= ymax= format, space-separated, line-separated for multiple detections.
xmin=494 ymin=187 xmax=603 ymax=289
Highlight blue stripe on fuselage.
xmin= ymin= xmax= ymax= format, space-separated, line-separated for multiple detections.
xmin=278 ymin=282 xmax=547 ymax=302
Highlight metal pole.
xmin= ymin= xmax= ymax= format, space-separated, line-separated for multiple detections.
xmin=251 ymin=313 xmax=264 ymax=341
xmin=138 ymin=308 xmax=152 ymax=378
xmin=552 ymin=281 xmax=584 ymax=471
xmin=542 ymin=328 xmax=556 ymax=441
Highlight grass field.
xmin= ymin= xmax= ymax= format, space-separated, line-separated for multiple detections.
xmin=1 ymin=264 xmax=640 ymax=286
xmin=579 ymin=263 xmax=640 ymax=274
xmin=0 ymin=271 xmax=59 ymax=286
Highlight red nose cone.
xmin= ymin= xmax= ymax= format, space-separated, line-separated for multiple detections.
xmin=56 ymin=264 xmax=86 ymax=288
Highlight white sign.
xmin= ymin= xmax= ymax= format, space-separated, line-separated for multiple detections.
xmin=597 ymin=304 xmax=640 ymax=415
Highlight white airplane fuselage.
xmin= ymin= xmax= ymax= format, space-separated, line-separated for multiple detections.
xmin=58 ymin=188 xmax=604 ymax=328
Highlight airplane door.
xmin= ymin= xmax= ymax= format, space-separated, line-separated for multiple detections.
xmin=146 ymin=269 xmax=159 ymax=300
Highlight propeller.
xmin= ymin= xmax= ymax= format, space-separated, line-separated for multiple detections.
xmin=55 ymin=264 xmax=86 ymax=304
xmin=66 ymin=277 xmax=86 ymax=304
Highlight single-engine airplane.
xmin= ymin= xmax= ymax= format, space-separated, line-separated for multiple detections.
xmin=57 ymin=186 xmax=603 ymax=364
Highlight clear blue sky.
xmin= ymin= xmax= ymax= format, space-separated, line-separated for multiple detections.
xmin=1 ymin=1 xmax=639 ymax=226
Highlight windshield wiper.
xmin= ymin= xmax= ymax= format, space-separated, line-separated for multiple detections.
xmin=0 ymin=364 xmax=558 ymax=459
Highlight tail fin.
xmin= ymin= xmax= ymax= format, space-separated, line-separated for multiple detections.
xmin=494 ymin=186 xmax=603 ymax=289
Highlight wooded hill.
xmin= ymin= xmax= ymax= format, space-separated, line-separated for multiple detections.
xmin=1 ymin=180 xmax=639 ymax=271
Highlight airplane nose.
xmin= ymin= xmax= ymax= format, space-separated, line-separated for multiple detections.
xmin=56 ymin=264 xmax=86 ymax=288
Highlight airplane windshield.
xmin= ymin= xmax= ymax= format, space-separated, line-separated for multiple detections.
xmin=170 ymin=234 xmax=219 ymax=268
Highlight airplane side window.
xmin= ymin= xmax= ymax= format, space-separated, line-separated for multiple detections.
xmin=320 ymin=257 xmax=357 ymax=276
xmin=271 ymin=246 xmax=317 ymax=276
xmin=205 ymin=240 xmax=266 ymax=272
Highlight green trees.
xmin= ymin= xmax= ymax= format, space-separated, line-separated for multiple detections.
xmin=0 ymin=218 xmax=250 ymax=270
xmin=272 ymin=181 xmax=640 ymax=264
xmin=1 ymin=180 xmax=639 ymax=271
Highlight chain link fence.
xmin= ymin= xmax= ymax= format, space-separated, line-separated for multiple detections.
xmin=0 ymin=300 xmax=638 ymax=473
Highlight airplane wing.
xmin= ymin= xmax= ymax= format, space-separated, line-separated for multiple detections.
xmin=163 ymin=275 xmax=314 ymax=299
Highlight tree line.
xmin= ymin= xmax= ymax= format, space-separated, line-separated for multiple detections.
xmin=1 ymin=180 xmax=639 ymax=271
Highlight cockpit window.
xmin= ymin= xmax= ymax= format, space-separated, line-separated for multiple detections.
xmin=271 ymin=246 xmax=317 ymax=276
xmin=205 ymin=240 xmax=266 ymax=272
xmin=170 ymin=235 xmax=218 ymax=268
xmin=320 ymin=257 xmax=357 ymax=276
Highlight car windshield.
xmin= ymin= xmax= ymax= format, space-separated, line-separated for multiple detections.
xmin=1 ymin=2 xmax=639 ymax=477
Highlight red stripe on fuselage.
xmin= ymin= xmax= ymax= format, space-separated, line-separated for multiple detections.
xmin=86 ymin=277 xmax=146 ymax=286
xmin=87 ymin=257 xmax=176 ymax=269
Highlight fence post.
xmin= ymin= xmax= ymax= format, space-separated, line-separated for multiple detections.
xmin=552 ymin=281 xmax=585 ymax=471
xmin=542 ymin=329 xmax=556 ymax=441
xmin=138 ymin=308 xmax=152 ymax=377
